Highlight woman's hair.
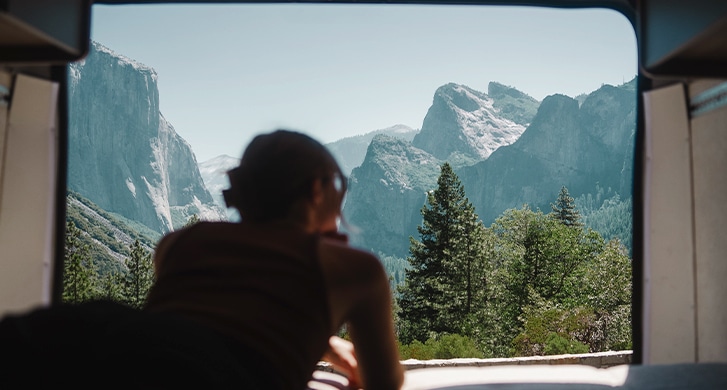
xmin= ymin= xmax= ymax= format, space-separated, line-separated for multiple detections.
xmin=223 ymin=129 xmax=346 ymax=223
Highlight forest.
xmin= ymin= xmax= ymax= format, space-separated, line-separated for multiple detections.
xmin=395 ymin=163 xmax=632 ymax=359
xmin=62 ymin=164 xmax=631 ymax=360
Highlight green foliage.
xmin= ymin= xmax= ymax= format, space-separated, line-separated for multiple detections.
xmin=62 ymin=220 xmax=97 ymax=304
xmin=65 ymin=191 xmax=157 ymax=278
xmin=398 ymin=334 xmax=483 ymax=360
xmin=398 ymin=339 xmax=434 ymax=360
xmin=397 ymin=163 xmax=488 ymax=344
xmin=457 ymin=187 xmax=630 ymax=358
xmin=397 ymin=182 xmax=632 ymax=359
xmin=97 ymin=271 xmax=125 ymax=302
xmin=119 ymin=240 xmax=155 ymax=309
xmin=67 ymin=190 xmax=158 ymax=248
xmin=578 ymin=239 xmax=633 ymax=351
xmin=428 ymin=333 xmax=484 ymax=359
xmin=543 ymin=333 xmax=589 ymax=356
xmin=550 ymin=186 xmax=582 ymax=227
xmin=63 ymin=192 xmax=162 ymax=308
xmin=512 ymin=291 xmax=595 ymax=356
xmin=378 ymin=253 xmax=408 ymax=294
xmin=577 ymin=191 xmax=633 ymax=255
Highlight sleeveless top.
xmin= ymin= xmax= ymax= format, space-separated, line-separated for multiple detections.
xmin=144 ymin=221 xmax=332 ymax=390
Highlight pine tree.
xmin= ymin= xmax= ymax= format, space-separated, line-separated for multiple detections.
xmin=62 ymin=220 xmax=97 ymax=304
xmin=397 ymin=163 xmax=487 ymax=343
xmin=98 ymin=271 xmax=125 ymax=302
xmin=121 ymin=239 xmax=155 ymax=309
xmin=551 ymin=186 xmax=583 ymax=227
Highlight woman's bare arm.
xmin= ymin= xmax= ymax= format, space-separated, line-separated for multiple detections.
xmin=346 ymin=257 xmax=404 ymax=390
xmin=318 ymin=240 xmax=404 ymax=390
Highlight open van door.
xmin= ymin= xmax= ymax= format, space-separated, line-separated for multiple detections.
xmin=0 ymin=0 xmax=90 ymax=314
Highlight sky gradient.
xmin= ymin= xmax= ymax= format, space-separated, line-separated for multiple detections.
xmin=90 ymin=3 xmax=637 ymax=163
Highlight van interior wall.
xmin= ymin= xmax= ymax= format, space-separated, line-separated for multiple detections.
xmin=643 ymin=79 xmax=727 ymax=364
xmin=0 ymin=71 xmax=59 ymax=316
xmin=687 ymin=79 xmax=727 ymax=362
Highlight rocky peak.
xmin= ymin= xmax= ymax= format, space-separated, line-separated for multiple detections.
xmin=326 ymin=124 xmax=418 ymax=176
xmin=343 ymin=135 xmax=440 ymax=257
xmin=487 ymin=81 xmax=540 ymax=126
xmin=412 ymin=83 xmax=527 ymax=161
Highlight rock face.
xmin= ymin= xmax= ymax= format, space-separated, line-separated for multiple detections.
xmin=344 ymin=80 xmax=636 ymax=258
xmin=198 ymin=154 xmax=240 ymax=221
xmin=342 ymin=135 xmax=441 ymax=256
xmin=326 ymin=124 xmax=418 ymax=176
xmin=67 ymin=41 xmax=225 ymax=234
xmin=411 ymin=83 xmax=534 ymax=160
xmin=459 ymin=83 xmax=636 ymax=225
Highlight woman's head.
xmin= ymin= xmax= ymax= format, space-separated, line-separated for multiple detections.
xmin=223 ymin=129 xmax=346 ymax=227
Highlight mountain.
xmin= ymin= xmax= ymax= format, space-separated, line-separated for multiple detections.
xmin=459 ymin=81 xmax=637 ymax=225
xmin=66 ymin=40 xmax=635 ymax=262
xmin=411 ymin=83 xmax=537 ymax=161
xmin=325 ymin=124 xmax=419 ymax=176
xmin=487 ymin=81 xmax=541 ymax=126
xmin=344 ymin=80 xmax=636 ymax=258
xmin=65 ymin=190 xmax=158 ymax=276
xmin=67 ymin=41 xmax=226 ymax=234
xmin=194 ymin=125 xmax=418 ymax=219
xmin=198 ymin=154 xmax=240 ymax=220
xmin=342 ymin=134 xmax=441 ymax=256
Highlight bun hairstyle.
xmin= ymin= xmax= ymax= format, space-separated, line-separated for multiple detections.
xmin=223 ymin=129 xmax=345 ymax=223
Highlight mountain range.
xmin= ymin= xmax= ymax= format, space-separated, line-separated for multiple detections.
xmin=342 ymin=81 xmax=635 ymax=257
xmin=66 ymin=40 xmax=636 ymax=266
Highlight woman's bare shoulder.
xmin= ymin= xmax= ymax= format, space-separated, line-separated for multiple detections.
xmin=318 ymin=237 xmax=387 ymax=281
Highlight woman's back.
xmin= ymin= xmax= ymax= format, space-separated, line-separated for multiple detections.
xmin=145 ymin=221 xmax=332 ymax=390
xmin=147 ymin=129 xmax=404 ymax=389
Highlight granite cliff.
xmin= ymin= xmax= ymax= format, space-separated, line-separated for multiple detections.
xmin=67 ymin=41 xmax=225 ymax=235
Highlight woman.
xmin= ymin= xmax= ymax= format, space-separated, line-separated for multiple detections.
xmin=144 ymin=129 xmax=404 ymax=390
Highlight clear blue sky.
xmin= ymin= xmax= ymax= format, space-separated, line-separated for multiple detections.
xmin=90 ymin=3 xmax=637 ymax=163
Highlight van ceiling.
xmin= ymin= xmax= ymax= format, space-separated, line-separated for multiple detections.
xmin=2 ymin=1 xmax=727 ymax=78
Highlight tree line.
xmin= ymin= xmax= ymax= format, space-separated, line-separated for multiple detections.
xmin=63 ymin=219 xmax=155 ymax=309
xmin=61 ymin=210 xmax=199 ymax=308
xmin=63 ymin=170 xmax=631 ymax=360
xmin=396 ymin=163 xmax=632 ymax=358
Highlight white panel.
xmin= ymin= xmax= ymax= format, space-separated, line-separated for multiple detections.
xmin=642 ymin=83 xmax=696 ymax=364
xmin=0 ymin=74 xmax=58 ymax=316
xmin=689 ymin=83 xmax=727 ymax=363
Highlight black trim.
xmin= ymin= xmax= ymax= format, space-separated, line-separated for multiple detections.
xmin=51 ymin=65 xmax=69 ymax=305
xmin=630 ymin=73 xmax=649 ymax=365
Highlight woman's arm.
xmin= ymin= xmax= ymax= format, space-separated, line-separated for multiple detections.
xmin=321 ymin=336 xmax=361 ymax=387
xmin=318 ymin=242 xmax=404 ymax=390
xmin=345 ymin=257 xmax=404 ymax=390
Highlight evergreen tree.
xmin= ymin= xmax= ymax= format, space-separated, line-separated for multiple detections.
xmin=62 ymin=220 xmax=96 ymax=304
xmin=121 ymin=240 xmax=155 ymax=309
xmin=98 ymin=271 xmax=125 ymax=302
xmin=397 ymin=163 xmax=487 ymax=343
xmin=551 ymin=186 xmax=583 ymax=227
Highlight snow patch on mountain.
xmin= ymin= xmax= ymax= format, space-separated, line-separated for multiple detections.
xmin=450 ymin=84 xmax=526 ymax=159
